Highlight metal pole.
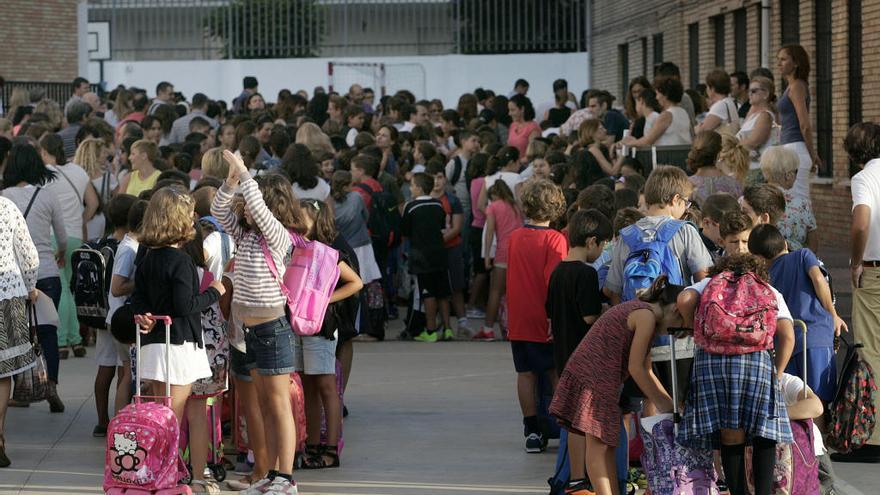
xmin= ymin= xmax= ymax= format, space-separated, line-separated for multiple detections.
xmin=761 ymin=0 xmax=770 ymax=67
xmin=585 ymin=0 xmax=592 ymax=88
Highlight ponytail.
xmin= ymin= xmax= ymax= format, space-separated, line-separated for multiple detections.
xmin=331 ymin=170 xmax=352 ymax=203
xmin=487 ymin=145 xmax=519 ymax=175
xmin=638 ymin=275 xmax=685 ymax=306
xmin=719 ymin=134 xmax=750 ymax=183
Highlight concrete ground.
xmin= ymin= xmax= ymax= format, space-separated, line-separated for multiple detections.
xmin=1 ymin=248 xmax=876 ymax=494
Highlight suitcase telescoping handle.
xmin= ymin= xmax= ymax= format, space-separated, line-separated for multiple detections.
xmin=670 ymin=333 xmax=680 ymax=430
xmin=793 ymin=320 xmax=808 ymax=400
xmin=134 ymin=314 xmax=172 ymax=402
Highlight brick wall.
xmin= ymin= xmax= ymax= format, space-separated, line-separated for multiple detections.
xmin=591 ymin=0 xmax=878 ymax=251
xmin=0 ymin=0 xmax=80 ymax=82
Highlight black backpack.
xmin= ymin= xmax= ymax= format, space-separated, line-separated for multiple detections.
xmin=355 ymin=183 xmax=401 ymax=249
xmin=70 ymin=237 xmax=120 ymax=329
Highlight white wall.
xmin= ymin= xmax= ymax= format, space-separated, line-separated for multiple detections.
xmin=91 ymin=52 xmax=589 ymax=109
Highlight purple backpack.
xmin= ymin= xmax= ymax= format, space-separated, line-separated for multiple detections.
xmin=640 ymin=414 xmax=718 ymax=495
xmin=262 ymin=230 xmax=340 ymax=336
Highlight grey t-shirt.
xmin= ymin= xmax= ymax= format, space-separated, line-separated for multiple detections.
xmin=333 ymin=191 xmax=372 ymax=248
xmin=2 ymin=185 xmax=68 ymax=280
xmin=445 ymin=155 xmax=471 ymax=213
xmin=605 ymin=215 xmax=713 ymax=296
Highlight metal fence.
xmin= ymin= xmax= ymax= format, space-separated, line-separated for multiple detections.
xmin=87 ymin=0 xmax=587 ymax=60
xmin=1 ymin=82 xmax=102 ymax=116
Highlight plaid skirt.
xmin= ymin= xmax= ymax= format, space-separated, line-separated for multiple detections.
xmin=0 ymin=297 xmax=36 ymax=379
xmin=677 ymin=348 xmax=793 ymax=450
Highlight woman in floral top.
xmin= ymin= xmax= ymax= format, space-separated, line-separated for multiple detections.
xmin=760 ymin=146 xmax=818 ymax=252
xmin=0 ymin=195 xmax=40 ymax=467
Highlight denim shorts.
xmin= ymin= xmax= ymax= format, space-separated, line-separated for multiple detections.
xmin=244 ymin=317 xmax=295 ymax=376
xmin=294 ymin=334 xmax=338 ymax=375
xmin=230 ymin=346 xmax=256 ymax=382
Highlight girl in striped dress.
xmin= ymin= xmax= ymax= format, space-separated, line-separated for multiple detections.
xmin=549 ymin=276 xmax=684 ymax=495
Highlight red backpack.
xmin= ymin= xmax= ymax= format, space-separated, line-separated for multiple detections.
xmin=695 ymin=271 xmax=778 ymax=355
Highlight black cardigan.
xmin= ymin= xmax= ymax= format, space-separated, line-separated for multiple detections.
xmin=131 ymin=246 xmax=220 ymax=346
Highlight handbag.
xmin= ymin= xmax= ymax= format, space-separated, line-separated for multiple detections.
xmin=12 ymin=303 xmax=50 ymax=403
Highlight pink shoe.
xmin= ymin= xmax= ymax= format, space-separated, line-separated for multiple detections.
xmin=472 ymin=329 xmax=496 ymax=341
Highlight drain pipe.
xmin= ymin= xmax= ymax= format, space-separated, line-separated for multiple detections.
xmin=761 ymin=0 xmax=771 ymax=67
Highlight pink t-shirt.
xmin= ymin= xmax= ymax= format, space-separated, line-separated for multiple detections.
xmin=486 ymin=200 xmax=523 ymax=264
xmin=508 ymin=120 xmax=541 ymax=156
xmin=470 ymin=176 xmax=486 ymax=228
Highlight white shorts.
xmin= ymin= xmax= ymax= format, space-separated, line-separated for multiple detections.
xmin=354 ymin=243 xmax=383 ymax=284
xmin=783 ymin=141 xmax=812 ymax=202
xmin=96 ymin=329 xmax=122 ymax=367
xmin=138 ymin=342 xmax=211 ymax=386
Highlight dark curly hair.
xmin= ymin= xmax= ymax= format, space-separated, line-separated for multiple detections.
xmin=709 ymin=252 xmax=769 ymax=282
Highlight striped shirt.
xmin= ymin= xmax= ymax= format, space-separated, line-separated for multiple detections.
xmin=211 ymin=177 xmax=292 ymax=310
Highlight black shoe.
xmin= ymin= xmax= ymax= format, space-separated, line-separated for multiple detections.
xmin=72 ymin=344 xmax=87 ymax=358
xmin=93 ymin=425 xmax=107 ymax=438
xmin=342 ymin=405 xmax=349 ymax=418
xmin=59 ymin=348 xmax=69 ymax=360
xmin=830 ymin=445 xmax=880 ymax=463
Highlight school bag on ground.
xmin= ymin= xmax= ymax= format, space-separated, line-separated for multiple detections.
xmin=104 ymin=315 xmax=189 ymax=494
xmin=827 ymin=339 xmax=877 ymax=453
xmin=70 ymin=237 xmax=119 ymax=329
xmin=747 ymin=321 xmax=820 ymax=495
xmin=640 ymin=335 xmax=718 ymax=495
xmin=694 ymin=270 xmax=778 ymax=355
xmin=355 ymin=182 xmax=401 ymax=249
xmin=190 ymin=271 xmax=229 ymax=398
xmin=620 ymin=219 xmax=685 ymax=301
xmin=261 ymin=230 xmax=340 ymax=336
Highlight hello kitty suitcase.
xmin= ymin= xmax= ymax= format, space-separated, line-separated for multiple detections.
xmin=104 ymin=315 xmax=191 ymax=495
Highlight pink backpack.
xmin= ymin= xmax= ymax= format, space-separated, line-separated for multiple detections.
xmin=104 ymin=316 xmax=188 ymax=493
xmin=262 ymin=230 xmax=340 ymax=336
xmin=694 ymin=271 xmax=778 ymax=355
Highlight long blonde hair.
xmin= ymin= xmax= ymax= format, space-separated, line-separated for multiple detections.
xmin=295 ymin=122 xmax=334 ymax=159
xmin=577 ymin=118 xmax=602 ymax=147
xmin=719 ymin=134 xmax=750 ymax=183
xmin=74 ymin=137 xmax=107 ymax=179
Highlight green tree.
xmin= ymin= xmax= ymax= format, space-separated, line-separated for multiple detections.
xmin=205 ymin=0 xmax=325 ymax=59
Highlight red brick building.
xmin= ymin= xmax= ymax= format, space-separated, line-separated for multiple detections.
xmin=0 ymin=0 xmax=80 ymax=82
xmin=591 ymin=0 xmax=872 ymax=250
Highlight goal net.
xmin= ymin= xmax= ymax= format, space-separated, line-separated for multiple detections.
xmin=328 ymin=62 xmax=426 ymax=100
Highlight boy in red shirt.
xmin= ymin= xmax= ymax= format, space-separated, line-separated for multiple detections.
xmin=506 ymin=179 xmax=569 ymax=453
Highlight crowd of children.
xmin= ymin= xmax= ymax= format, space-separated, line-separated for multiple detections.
xmin=0 ymin=43 xmax=865 ymax=495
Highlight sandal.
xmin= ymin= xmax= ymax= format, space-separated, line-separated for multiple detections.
xmin=226 ymin=474 xmax=258 ymax=491
xmin=0 ymin=435 xmax=9 ymax=468
xmin=72 ymin=344 xmax=87 ymax=358
xmin=191 ymin=479 xmax=220 ymax=494
xmin=301 ymin=444 xmax=340 ymax=469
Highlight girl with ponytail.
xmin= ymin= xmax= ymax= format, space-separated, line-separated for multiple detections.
xmin=549 ymin=275 xmax=685 ymax=495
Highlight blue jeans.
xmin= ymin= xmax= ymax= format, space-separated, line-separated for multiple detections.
xmin=244 ymin=317 xmax=295 ymax=376
xmin=36 ymin=277 xmax=61 ymax=383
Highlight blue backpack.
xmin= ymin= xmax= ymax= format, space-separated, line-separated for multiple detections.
xmin=620 ymin=219 xmax=686 ymax=301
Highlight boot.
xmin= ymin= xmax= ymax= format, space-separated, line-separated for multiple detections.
xmin=47 ymin=381 xmax=65 ymax=413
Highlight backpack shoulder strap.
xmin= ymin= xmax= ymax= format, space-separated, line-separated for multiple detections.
xmin=259 ymin=236 xmax=289 ymax=301
xmin=450 ymin=156 xmax=463 ymax=185
xmin=23 ymin=187 xmax=41 ymax=219
xmin=619 ymin=224 xmax=643 ymax=249
xmin=200 ymin=215 xmax=225 ymax=233
xmin=655 ymin=219 xmax=685 ymax=243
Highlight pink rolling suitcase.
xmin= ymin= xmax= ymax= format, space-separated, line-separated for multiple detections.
xmin=104 ymin=315 xmax=191 ymax=495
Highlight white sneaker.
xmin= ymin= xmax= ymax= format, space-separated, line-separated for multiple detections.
xmin=238 ymin=476 xmax=273 ymax=495
xmin=262 ymin=477 xmax=299 ymax=495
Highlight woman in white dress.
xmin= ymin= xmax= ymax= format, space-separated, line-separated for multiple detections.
xmin=736 ymin=76 xmax=778 ymax=185
xmin=695 ymin=69 xmax=741 ymax=134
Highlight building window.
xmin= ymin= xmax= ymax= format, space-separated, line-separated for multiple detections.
xmin=689 ymin=23 xmax=700 ymax=88
xmin=781 ymin=0 xmax=800 ymax=45
xmin=641 ymin=37 xmax=648 ymax=76
xmin=713 ymin=15 xmax=725 ymax=68
xmin=734 ymin=9 xmax=747 ymax=71
xmin=619 ymin=43 xmax=629 ymax=102
xmin=653 ymin=32 xmax=664 ymax=68
xmin=815 ymin=0 xmax=832 ymax=177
